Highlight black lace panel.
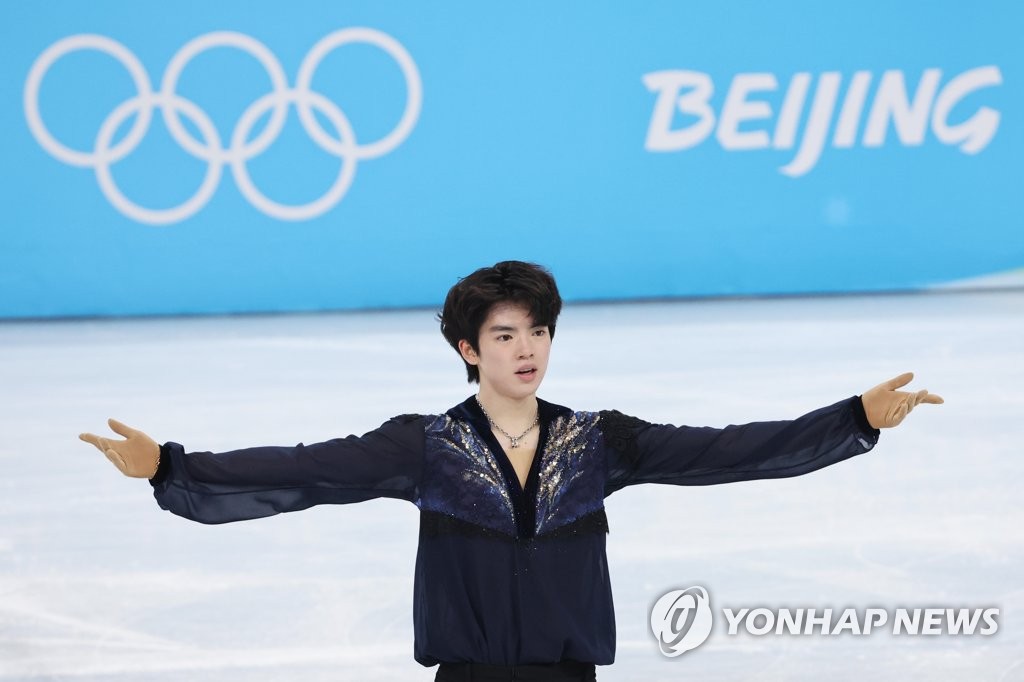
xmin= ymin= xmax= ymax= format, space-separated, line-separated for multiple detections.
xmin=419 ymin=508 xmax=609 ymax=541
xmin=597 ymin=410 xmax=652 ymax=468
xmin=539 ymin=508 xmax=609 ymax=539
xmin=419 ymin=509 xmax=516 ymax=540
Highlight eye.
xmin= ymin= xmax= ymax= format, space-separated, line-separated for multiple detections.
xmin=533 ymin=329 xmax=547 ymax=337
xmin=497 ymin=334 xmax=513 ymax=342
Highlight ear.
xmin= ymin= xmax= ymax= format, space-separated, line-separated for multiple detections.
xmin=458 ymin=339 xmax=479 ymax=366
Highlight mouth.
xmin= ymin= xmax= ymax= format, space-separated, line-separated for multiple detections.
xmin=515 ymin=367 xmax=537 ymax=378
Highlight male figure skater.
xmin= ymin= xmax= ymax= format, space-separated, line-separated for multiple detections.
xmin=80 ymin=261 xmax=943 ymax=681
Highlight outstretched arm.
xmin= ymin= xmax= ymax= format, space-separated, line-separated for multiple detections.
xmin=79 ymin=415 xmax=426 ymax=524
xmin=604 ymin=373 xmax=942 ymax=495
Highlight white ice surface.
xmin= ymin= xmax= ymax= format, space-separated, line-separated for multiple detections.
xmin=1 ymin=290 xmax=1022 ymax=681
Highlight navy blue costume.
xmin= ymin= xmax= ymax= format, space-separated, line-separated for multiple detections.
xmin=150 ymin=395 xmax=879 ymax=668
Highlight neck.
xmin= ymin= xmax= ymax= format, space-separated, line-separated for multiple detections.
xmin=476 ymin=386 xmax=538 ymax=427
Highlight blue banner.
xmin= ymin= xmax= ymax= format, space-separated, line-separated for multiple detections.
xmin=2 ymin=2 xmax=1020 ymax=317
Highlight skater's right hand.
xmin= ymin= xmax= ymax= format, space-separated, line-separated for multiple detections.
xmin=79 ymin=419 xmax=160 ymax=479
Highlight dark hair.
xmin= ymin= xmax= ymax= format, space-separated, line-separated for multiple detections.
xmin=438 ymin=261 xmax=563 ymax=383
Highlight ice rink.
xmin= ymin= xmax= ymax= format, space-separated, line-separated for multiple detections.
xmin=2 ymin=289 xmax=1022 ymax=681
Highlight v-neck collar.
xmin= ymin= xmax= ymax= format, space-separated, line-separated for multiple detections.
xmin=448 ymin=395 xmax=571 ymax=538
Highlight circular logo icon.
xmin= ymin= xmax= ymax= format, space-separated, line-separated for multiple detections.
xmin=24 ymin=29 xmax=422 ymax=225
xmin=650 ymin=586 xmax=713 ymax=657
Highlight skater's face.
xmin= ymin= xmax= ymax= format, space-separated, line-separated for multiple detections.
xmin=458 ymin=303 xmax=551 ymax=400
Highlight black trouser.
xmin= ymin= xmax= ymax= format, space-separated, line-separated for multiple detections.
xmin=434 ymin=660 xmax=597 ymax=681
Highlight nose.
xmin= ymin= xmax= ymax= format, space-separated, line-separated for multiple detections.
xmin=516 ymin=338 xmax=533 ymax=359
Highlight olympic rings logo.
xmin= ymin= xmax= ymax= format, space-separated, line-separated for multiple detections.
xmin=24 ymin=29 xmax=422 ymax=225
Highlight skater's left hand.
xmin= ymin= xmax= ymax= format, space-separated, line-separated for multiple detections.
xmin=861 ymin=372 xmax=944 ymax=429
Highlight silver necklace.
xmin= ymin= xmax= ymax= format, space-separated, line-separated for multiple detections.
xmin=475 ymin=396 xmax=539 ymax=449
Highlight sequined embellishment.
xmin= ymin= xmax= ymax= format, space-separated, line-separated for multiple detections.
xmin=418 ymin=414 xmax=517 ymax=536
xmin=534 ymin=411 xmax=604 ymax=535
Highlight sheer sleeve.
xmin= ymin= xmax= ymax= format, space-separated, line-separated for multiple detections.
xmin=603 ymin=397 xmax=879 ymax=497
xmin=148 ymin=414 xmax=426 ymax=524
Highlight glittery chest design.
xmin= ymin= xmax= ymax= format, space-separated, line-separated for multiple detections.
xmin=534 ymin=411 xmax=605 ymax=535
xmin=418 ymin=414 xmax=518 ymax=536
xmin=416 ymin=411 xmax=606 ymax=538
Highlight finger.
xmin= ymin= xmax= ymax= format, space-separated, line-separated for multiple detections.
xmin=79 ymin=432 xmax=102 ymax=449
xmin=883 ymin=372 xmax=914 ymax=391
xmin=104 ymin=448 xmax=127 ymax=473
xmin=107 ymin=418 xmax=136 ymax=438
xmin=921 ymin=393 xmax=944 ymax=404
